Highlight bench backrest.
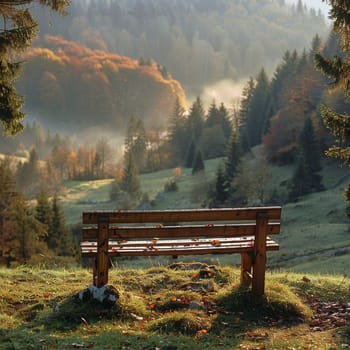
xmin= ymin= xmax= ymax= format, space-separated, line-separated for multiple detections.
xmin=82 ymin=206 xmax=281 ymax=240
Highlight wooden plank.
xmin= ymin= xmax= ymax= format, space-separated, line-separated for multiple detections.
xmin=81 ymin=238 xmax=279 ymax=257
xmin=82 ymin=223 xmax=280 ymax=239
xmin=81 ymin=243 xmax=279 ymax=257
xmin=82 ymin=207 xmax=281 ymax=224
xmin=252 ymin=213 xmax=268 ymax=296
xmin=240 ymin=252 xmax=253 ymax=288
xmin=96 ymin=219 xmax=109 ymax=287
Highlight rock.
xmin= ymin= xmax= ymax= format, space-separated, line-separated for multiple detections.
xmin=78 ymin=285 xmax=119 ymax=307
xmin=188 ymin=301 xmax=206 ymax=311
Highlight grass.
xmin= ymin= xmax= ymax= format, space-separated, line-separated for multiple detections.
xmin=0 ymin=265 xmax=349 ymax=349
xmin=58 ymin=149 xmax=350 ymax=274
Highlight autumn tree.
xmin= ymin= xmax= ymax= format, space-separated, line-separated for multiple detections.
xmin=0 ymin=0 xmax=69 ymax=134
xmin=3 ymin=194 xmax=48 ymax=266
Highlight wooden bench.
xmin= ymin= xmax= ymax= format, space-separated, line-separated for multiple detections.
xmin=81 ymin=206 xmax=281 ymax=296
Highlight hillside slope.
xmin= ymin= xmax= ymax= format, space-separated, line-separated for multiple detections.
xmin=60 ymin=156 xmax=350 ymax=275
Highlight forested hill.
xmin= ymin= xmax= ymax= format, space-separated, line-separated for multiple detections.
xmin=18 ymin=35 xmax=187 ymax=131
xmin=32 ymin=0 xmax=330 ymax=95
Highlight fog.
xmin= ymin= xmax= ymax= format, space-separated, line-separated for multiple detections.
xmin=190 ymin=79 xmax=247 ymax=111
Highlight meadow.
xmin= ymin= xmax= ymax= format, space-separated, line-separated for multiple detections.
xmin=60 ymin=154 xmax=350 ymax=275
xmin=1 ymin=154 xmax=350 ymax=349
xmin=0 ymin=265 xmax=349 ymax=349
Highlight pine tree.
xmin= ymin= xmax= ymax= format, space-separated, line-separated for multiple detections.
xmin=124 ymin=116 xmax=148 ymax=172
xmin=185 ymin=139 xmax=196 ymax=168
xmin=0 ymin=158 xmax=17 ymax=265
xmin=187 ymin=96 xmax=205 ymax=141
xmin=288 ymin=152 xmax=310 ymax=201
xmin=314 ymin=0 xmax=350 ymax=205
xmin=246 ymin=68 xmax=272 ymax=147
xmin=225 ymin=130 xmax=241 ymax=183
xmin=211 ymin=163 xmax=229 ymax=207
xmin=167 ymin=97 xmax=186 ymax=166
xmin=289 ymin=118 xmax=324 ymax=201
xmin=0 ymin=0 xmax=69 ymax=134
xmin=238 ymin=78 xmax=255 ymax=154
xmin=35 ymin=186 xmax=52 ymax=243
xmin=192 ymin=150 xmax=205 ymax=174
xmin=299 ymin=117 xmax=324 ymax=191
xmin=121 ymin=152 xmax=141 ymax=199
xmin=49 ymin=194 xmax=75 ymax=256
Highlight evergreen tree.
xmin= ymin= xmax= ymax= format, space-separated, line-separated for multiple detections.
xmin=225 ymin=130 xmax=241 ymax=183
xmin=211 ymin=163 xmax=229 ymax=207
xmin=186 ymin=96 xmax=205 ymax=142
xmin=288 ymin=152 xmax=310 ymax=201
xmin=124 ymin=115 xmax=148 ymax=172
xmin=16 ymin=148 xmax=41 ymax=197
xmin=0 ymin=157 xmax=17 ymax=264
xmin=35 ymin=186 xmax=52 ymax=243
xmin=205 ymin=101 xmax=220 ymax=127
xmin=299 ymin=117 xmax=324 ymax=191
xmin=185 ymin=139 xmax=196 ymax=168
xmin=121 ymin=152 xmax=141 ymax=199
xmin=167 ymin=97 xmax=186 ymax=166
xmin=314 ymin=0 xmax=350 ymax=205
xmin=238 ymin=78 xmax=255 ymax=154
xmin=49 ymin=194 xmax=75 ymax=256
xmin=289 ymin=118 xmax=324 ymax=201
xmin=217 ymin=103 xmax=232 ymax=140
xmin=0 ymin=0 xmax=69 ymax=134
xmin=246 ymin=68 xmax=272 ymax=147
xmin=192 ymin=150 xmax=205 ymax=174
xmin=201 ymin=101 xmax=231 ymax=159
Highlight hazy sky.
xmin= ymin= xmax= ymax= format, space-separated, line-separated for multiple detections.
xmin=286 ymin=0 xmax=330 ymax=15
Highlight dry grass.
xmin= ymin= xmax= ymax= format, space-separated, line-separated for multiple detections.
xmin=0 ymin=265 xmax=349 ymax=349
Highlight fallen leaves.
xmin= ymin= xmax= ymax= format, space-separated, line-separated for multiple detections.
xmin=309 ymin=301 xmax=350 ymax=331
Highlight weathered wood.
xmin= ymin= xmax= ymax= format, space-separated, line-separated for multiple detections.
xmin=83 ymin=207 xmax=281 ymax=224
xmin=240 ymin=252 xmax=253 ymax=288
xmin=81 ymin=237 xmax=279 ymax=257
xmin=96 ymin=215 xmax=110 ymax=287
xmin=81 ymin=207 xmax=281 ymax=295
xmin=82 ymin=222 xmax=280 ymax=240
xmin=252 ymin=213 xmax=268 ymax=296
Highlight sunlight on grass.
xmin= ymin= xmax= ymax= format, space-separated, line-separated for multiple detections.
xmin=1 ymin=266 xmax=347 ymax=349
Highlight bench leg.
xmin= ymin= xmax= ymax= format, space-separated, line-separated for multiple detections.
xmin=240 ymin=252 xmax=252 ymax=288
xmin=96 ymin=219 xmax=110 ymax=287
xmin=93 ymin=258 xmax=97 ymax=286
xmin=252 ymin=213 xmax=268 ymax=296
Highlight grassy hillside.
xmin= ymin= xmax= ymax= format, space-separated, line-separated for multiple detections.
xmin=60 ymin=155 xmax=350 ymax=275
xmin=0 ymin=266 xmax=349 ymax=350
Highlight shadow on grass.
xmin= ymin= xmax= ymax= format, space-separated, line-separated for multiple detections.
xmin=211 ymin=281 xmax=311 ymax=337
